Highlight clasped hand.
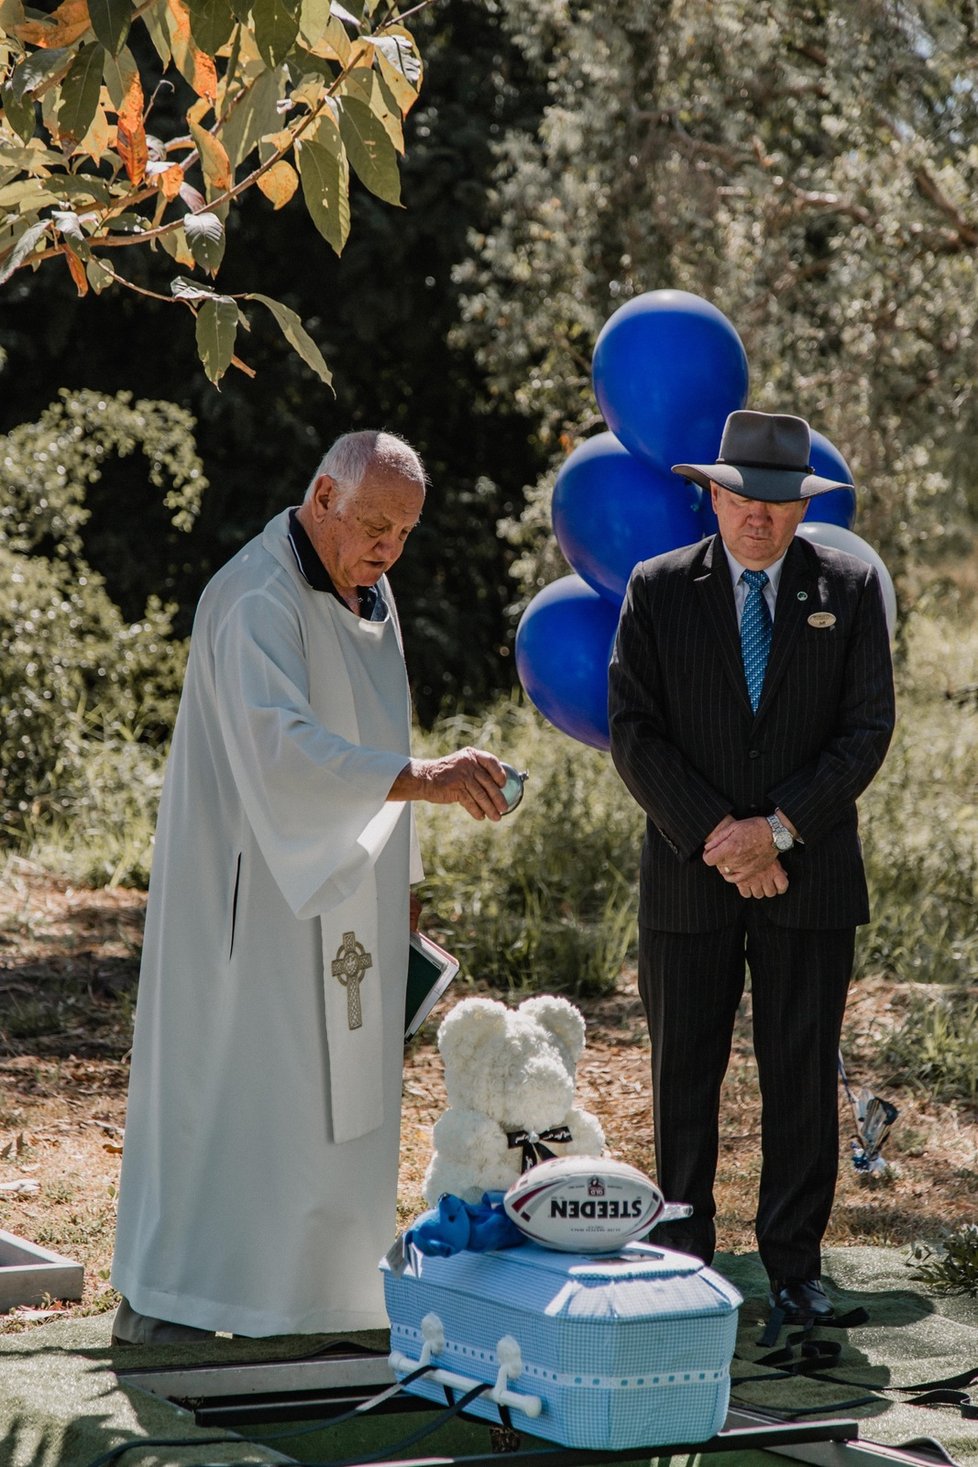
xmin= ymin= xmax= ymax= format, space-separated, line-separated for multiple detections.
xmin=702 ymin=815 xmax=788 ymax=899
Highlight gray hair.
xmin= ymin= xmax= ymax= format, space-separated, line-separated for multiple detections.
xmin=303 ymin=430 xmax=427 ymax=506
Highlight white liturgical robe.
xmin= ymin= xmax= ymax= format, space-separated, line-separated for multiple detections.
xmin=112 ymin=509 xmax=420 ymax=1336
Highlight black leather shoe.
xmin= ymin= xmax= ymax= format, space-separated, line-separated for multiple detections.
xmin=768 ymin=1277 xmax=834 ymax=1323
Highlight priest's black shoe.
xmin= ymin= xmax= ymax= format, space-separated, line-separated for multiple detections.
xmin=768 ymin=1277 xmax=834 ymax=1323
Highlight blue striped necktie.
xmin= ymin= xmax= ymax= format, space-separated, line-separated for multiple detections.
xmin=741 ymin=569 xmax=772 ymax=712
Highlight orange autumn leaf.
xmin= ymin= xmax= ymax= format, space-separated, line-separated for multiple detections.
xmin=166 ymin=0 xmax=217 ymax=102
xmin=63 ymin=245 xmax=89 ymax=297
xmin=14 ymin=0 xmax=91 ymax=48
xmin=158 ymin=163 xmax=185 ymax=200
xmin=256 ymin=159 xmax=298 ymax=210
xmin=192 ymin=49 xmax=218 ymax=102
xmin=190 ymin=120 xmax=231 ymax=193
xmin=166 ymin=0 xmax=191 ymax=43
xmin=117 ymin=73 xmax=147 ymax=185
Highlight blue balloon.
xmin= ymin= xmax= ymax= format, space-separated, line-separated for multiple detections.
xmin=808 ymin=429 xmax=857 ymax=529
xmin=592 ymin=290 xmax=749 ymax=475
xmin=553 ymin=433 xmax=703 ymax=603
xmin=515 ymin=576 xmax=620 ymax=750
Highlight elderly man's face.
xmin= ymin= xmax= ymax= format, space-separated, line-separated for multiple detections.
xmin=306 ymin=467 xmax=424 ymax=597
xmin=710 ymin=482 xmax=808 ymax=569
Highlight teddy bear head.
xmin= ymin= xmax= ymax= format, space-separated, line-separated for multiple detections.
xmin=435 ymin=993 xmax=587 ymax=1134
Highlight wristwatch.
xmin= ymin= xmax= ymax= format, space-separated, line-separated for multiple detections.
xmin=767 ymin=812 xmax=795 ymax=852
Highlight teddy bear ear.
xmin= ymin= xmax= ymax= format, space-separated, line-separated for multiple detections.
xmin=436 ymin=996 xmax=508 ymax=1063
xmin=516 ymin=994 xmax=586 ymax=1065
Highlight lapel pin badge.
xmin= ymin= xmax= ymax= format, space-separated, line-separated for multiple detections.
xmin=797 ymin=591 xmax=808 ymax=601
xmin=808 ymin=611 xmax=837 ymax=629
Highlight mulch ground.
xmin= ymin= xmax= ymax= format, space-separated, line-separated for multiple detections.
xmin=1 ymin=859 xmax=975 ymax=1329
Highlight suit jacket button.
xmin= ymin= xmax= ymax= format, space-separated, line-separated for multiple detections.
xmin=748 ymin=748 xmax=761 ymax=759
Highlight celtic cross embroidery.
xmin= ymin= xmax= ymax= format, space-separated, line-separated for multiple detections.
xmin=331 ymin=930 xmax=373 ymax=1030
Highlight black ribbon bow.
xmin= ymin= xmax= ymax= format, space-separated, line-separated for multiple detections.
xmin=505 ymin=1125 xmax=573 ymax=1171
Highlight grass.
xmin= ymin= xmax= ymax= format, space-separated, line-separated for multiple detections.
xmin=857 ymin=603 xmax=978 ymax=989
xmin=877 ymin=989 xmax=978 ymax=1106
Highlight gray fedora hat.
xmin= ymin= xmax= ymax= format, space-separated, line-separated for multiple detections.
xmin=672 ymin=410 xmax=853 ymax=502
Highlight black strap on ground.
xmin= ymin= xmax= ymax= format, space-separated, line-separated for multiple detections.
xmin=734 ymin=1341 xmax=978 ymax=1421
xmin=299 ymin=1379 xmax=492 ymax=1467
xmin=759 ymin=1304 xmax=869 ymax=1348
xmin=79 ymin=1361 xmax=443 ymax=1467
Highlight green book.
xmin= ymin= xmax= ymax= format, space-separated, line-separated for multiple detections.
xmin=405 ymin=930 xmax=459 ymax=1040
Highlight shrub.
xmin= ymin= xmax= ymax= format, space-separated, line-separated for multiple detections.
xmin=413 ymin=698 xmax=642 ymax=996
xmin=0 ymin=391 xmax=199 ymax=872
xmin=907 ymin=1225 xmax=978 ymax=1297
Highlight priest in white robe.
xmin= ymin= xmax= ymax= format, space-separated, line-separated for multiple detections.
xmin=111 ymin=430 xmax=508 ymax=1343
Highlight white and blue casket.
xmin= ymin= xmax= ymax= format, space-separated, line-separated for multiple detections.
xmin=381 ymin=1239 xmax=742 ymax=1452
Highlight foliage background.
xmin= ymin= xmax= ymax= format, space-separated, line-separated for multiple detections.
xmin=1 ymin=1 xmax=977 ymax=1087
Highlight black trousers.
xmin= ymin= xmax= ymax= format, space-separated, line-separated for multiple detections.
xmin=638 ymin=906 xmax=854 ymax=1280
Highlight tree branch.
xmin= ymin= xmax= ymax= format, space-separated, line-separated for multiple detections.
xmin=912 ymin=165 xmax=978 ymax=247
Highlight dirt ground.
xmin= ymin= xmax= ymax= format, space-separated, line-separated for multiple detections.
xmin=1 ymin=858 xmax=976 ymax=1330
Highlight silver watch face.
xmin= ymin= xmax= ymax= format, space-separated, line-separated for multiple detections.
xmin=768 ymin=816 xmax=793 ymax=851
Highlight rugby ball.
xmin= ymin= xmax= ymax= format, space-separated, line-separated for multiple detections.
xmin=503 ymin=1156 xmax=664 ymax=1253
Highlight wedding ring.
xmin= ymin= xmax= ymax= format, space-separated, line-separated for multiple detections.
xmin=723 ymin=865 xmax=731 ymax=874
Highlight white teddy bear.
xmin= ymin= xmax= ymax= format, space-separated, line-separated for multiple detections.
xmin=422 ymin=993 xmax=607 ymax=1205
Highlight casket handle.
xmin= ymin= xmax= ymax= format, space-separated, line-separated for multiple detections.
xmin=419 ymin=1311 xmax=445 ymax=1364
xmin=389 ymin=1321 xmax=543 ymax=1421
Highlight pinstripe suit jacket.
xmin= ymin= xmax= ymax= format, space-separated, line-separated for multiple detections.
xmin=608 ymin=533 xmax=895 ymax=933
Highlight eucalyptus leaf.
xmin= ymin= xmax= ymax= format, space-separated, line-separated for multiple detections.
xmin=32 ymin=174 xmax=115 ymax=203
xmin=372 ymin=31 xmax=422 ymax=86
xmin=195 ymin=295 xmax=240 ymax=384
xmin=2 ymin=80 xmax=36 ymax=143
xmin=372 ymin=29 xmax=422 ymax=110
xmin=295 ymin=133 xmax=349 ymax=255
xmin=3 ymin=47 xmax=71 ymax=143
xmin=186 ymin=0 xmax=236 ymax=57
xmin=102 ymin=211 xmax=148 ymax=233
xmin=337 ymin=95 xmax=400 ymax=206
xmin=0 ymin=178 xmax=54 ymax=208
xmin=88 ymin=0 xmax=131 ymax=56
xmin=52 ymin=209 xmax=84 ymax=240
xmin=0 ymin=218 xmax=49 ymax=285
xmin=184 ymin=209 xmax=226 ymax=274
xmin=340 ymin=68 xmax=402 ymax=152
xmin=101 ymin=45 xmax=138 ymax=110
xmin=7 ymin=47 xmax=71 ymax=102
xmin=0 ymin=143 xmax=65 ymax=171
xmin=85 ymin=255 xmax=115 ymax=292
xmin=57 ymin=43 xmax=106 ymax=153
xmin=245 ymin=290 xmax=332 ymax=386
xmin=219 ymin=65 xmax=285 ymax=171
xmin=171 ymin=275 xmax=221 ymax=300
xmin=141 ymin=1 xmax=172 ymax=65
xmin=251 ymin=0 xmax=301 ymax=69
xmin=297 ymin=0 xmax=330 ymax=46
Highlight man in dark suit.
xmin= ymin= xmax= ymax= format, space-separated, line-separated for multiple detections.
xmin=608 ymin=410 xmax=895 ymax=1324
